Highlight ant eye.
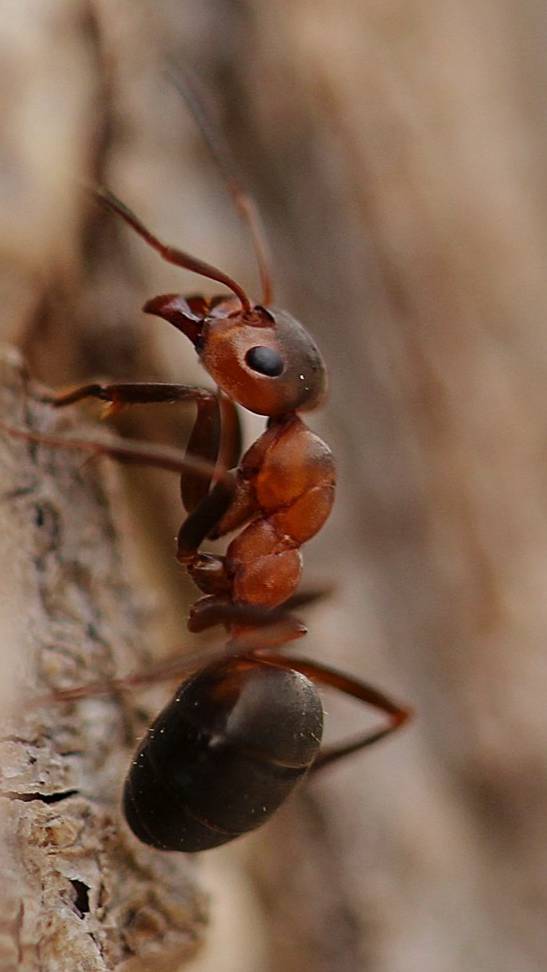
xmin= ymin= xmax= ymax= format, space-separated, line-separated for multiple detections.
xmin=245 ymin=346 xmax=284 ymax=377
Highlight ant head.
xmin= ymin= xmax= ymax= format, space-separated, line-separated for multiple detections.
xmin=144 ymin=294 xmax=327 ymax=417
xmin=96 ymin=179 xmax=326 ymax=417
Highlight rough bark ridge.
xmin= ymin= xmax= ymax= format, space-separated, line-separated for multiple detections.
xmin=0 ymin=351 xmax=206 ymax=972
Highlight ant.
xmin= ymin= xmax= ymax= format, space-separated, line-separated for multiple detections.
xmin=3 ymin=79 xmax=411 ymax=852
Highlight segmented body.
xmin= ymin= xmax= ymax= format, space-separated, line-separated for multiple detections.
xmin=188 ymin=413 xmax=335 ymax=618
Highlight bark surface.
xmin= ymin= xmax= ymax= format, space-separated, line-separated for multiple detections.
xmin=0 ymin=351 xmax=206 ymax=972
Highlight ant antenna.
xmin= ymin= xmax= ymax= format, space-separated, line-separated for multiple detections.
xmin=167 ymin=68 xmax=274 ymax=306
xmin=95 ymin=187 xmax=252 ymax=313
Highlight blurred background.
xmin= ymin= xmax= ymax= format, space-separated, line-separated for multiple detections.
xmin=1 ymin=1 xmax=547 ymax=970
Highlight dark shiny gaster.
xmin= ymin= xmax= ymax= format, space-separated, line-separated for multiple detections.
xmin=124 ymin=656 xmax=323 ymax=851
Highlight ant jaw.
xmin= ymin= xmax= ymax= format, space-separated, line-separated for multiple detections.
xmin=143 ymin=293 xmax=205 ymax=345
xmin=143 ymin=292 xmax=255 ymax=346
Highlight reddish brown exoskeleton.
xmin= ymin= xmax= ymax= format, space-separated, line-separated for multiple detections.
xmin=4 ymin=84 xmax=411 ymax=851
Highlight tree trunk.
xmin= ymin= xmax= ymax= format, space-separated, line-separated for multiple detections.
xmin=0 ymin=351 xmax=206 ymax=971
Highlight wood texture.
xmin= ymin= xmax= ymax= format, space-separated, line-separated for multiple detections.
xmin=0 ymin=351 xmax=206 ymax=971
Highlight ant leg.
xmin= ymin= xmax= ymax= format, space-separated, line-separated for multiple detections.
xmin=188 ymin=596 xmax=307 ymax=643
xmin=0 ymin=419 xmax=229 ymax=483
xmin=176 ymin=467 xmax=258 ymax=581
xmin=38 ymin=380 xmax=224 ymax=508
xmin=176 ymin=477 xmax=238 ymax=564
xmin=32 ymin=641 xmax=228 ymax=708
xmin=181 ymin=391 xmax=242 ymax=512
xmin=175 ymin=475 xmax=240 ymax=604
xmin=188 ymin=587 xmax=332 ymax=633
xmin=38 ymin=380 xmax=214 ymax=412
xmin=254 ymin=652 xmax=412 ymax=771
xmin=180 ymin=396 xmax=221 ymax=512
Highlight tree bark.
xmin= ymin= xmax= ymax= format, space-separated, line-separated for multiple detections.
xmin=0 ymin=351 xmax=206 ymax=972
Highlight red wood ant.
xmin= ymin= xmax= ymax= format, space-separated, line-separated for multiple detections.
xmin=4 ymin=82 xmax=411 ymax=852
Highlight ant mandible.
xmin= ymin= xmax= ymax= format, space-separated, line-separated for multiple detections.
xmin=9 ymin=81 xmax=411 ymax=852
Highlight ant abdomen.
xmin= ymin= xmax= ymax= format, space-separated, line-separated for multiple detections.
xmin=123 ymin=655 xmax=324 ymax=852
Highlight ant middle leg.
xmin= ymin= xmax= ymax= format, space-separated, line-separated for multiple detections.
xmin=0 ymin=418 xmax=230 ymax=483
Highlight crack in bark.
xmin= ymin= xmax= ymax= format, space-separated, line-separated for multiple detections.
xmin=1 ymin=789 xmax=80 ymax=804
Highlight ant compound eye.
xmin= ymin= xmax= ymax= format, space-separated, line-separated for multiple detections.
xmin=245 ymin=346 xmax=284 ymax=377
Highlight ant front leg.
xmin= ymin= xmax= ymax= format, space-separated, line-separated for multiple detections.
xmin=38 ymin=380 xmax=213 ymax=412
xmin=255 ymin=652 xmax=412 ymax=771
xmin=38 ymin=380 xmax=239 ymax=508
